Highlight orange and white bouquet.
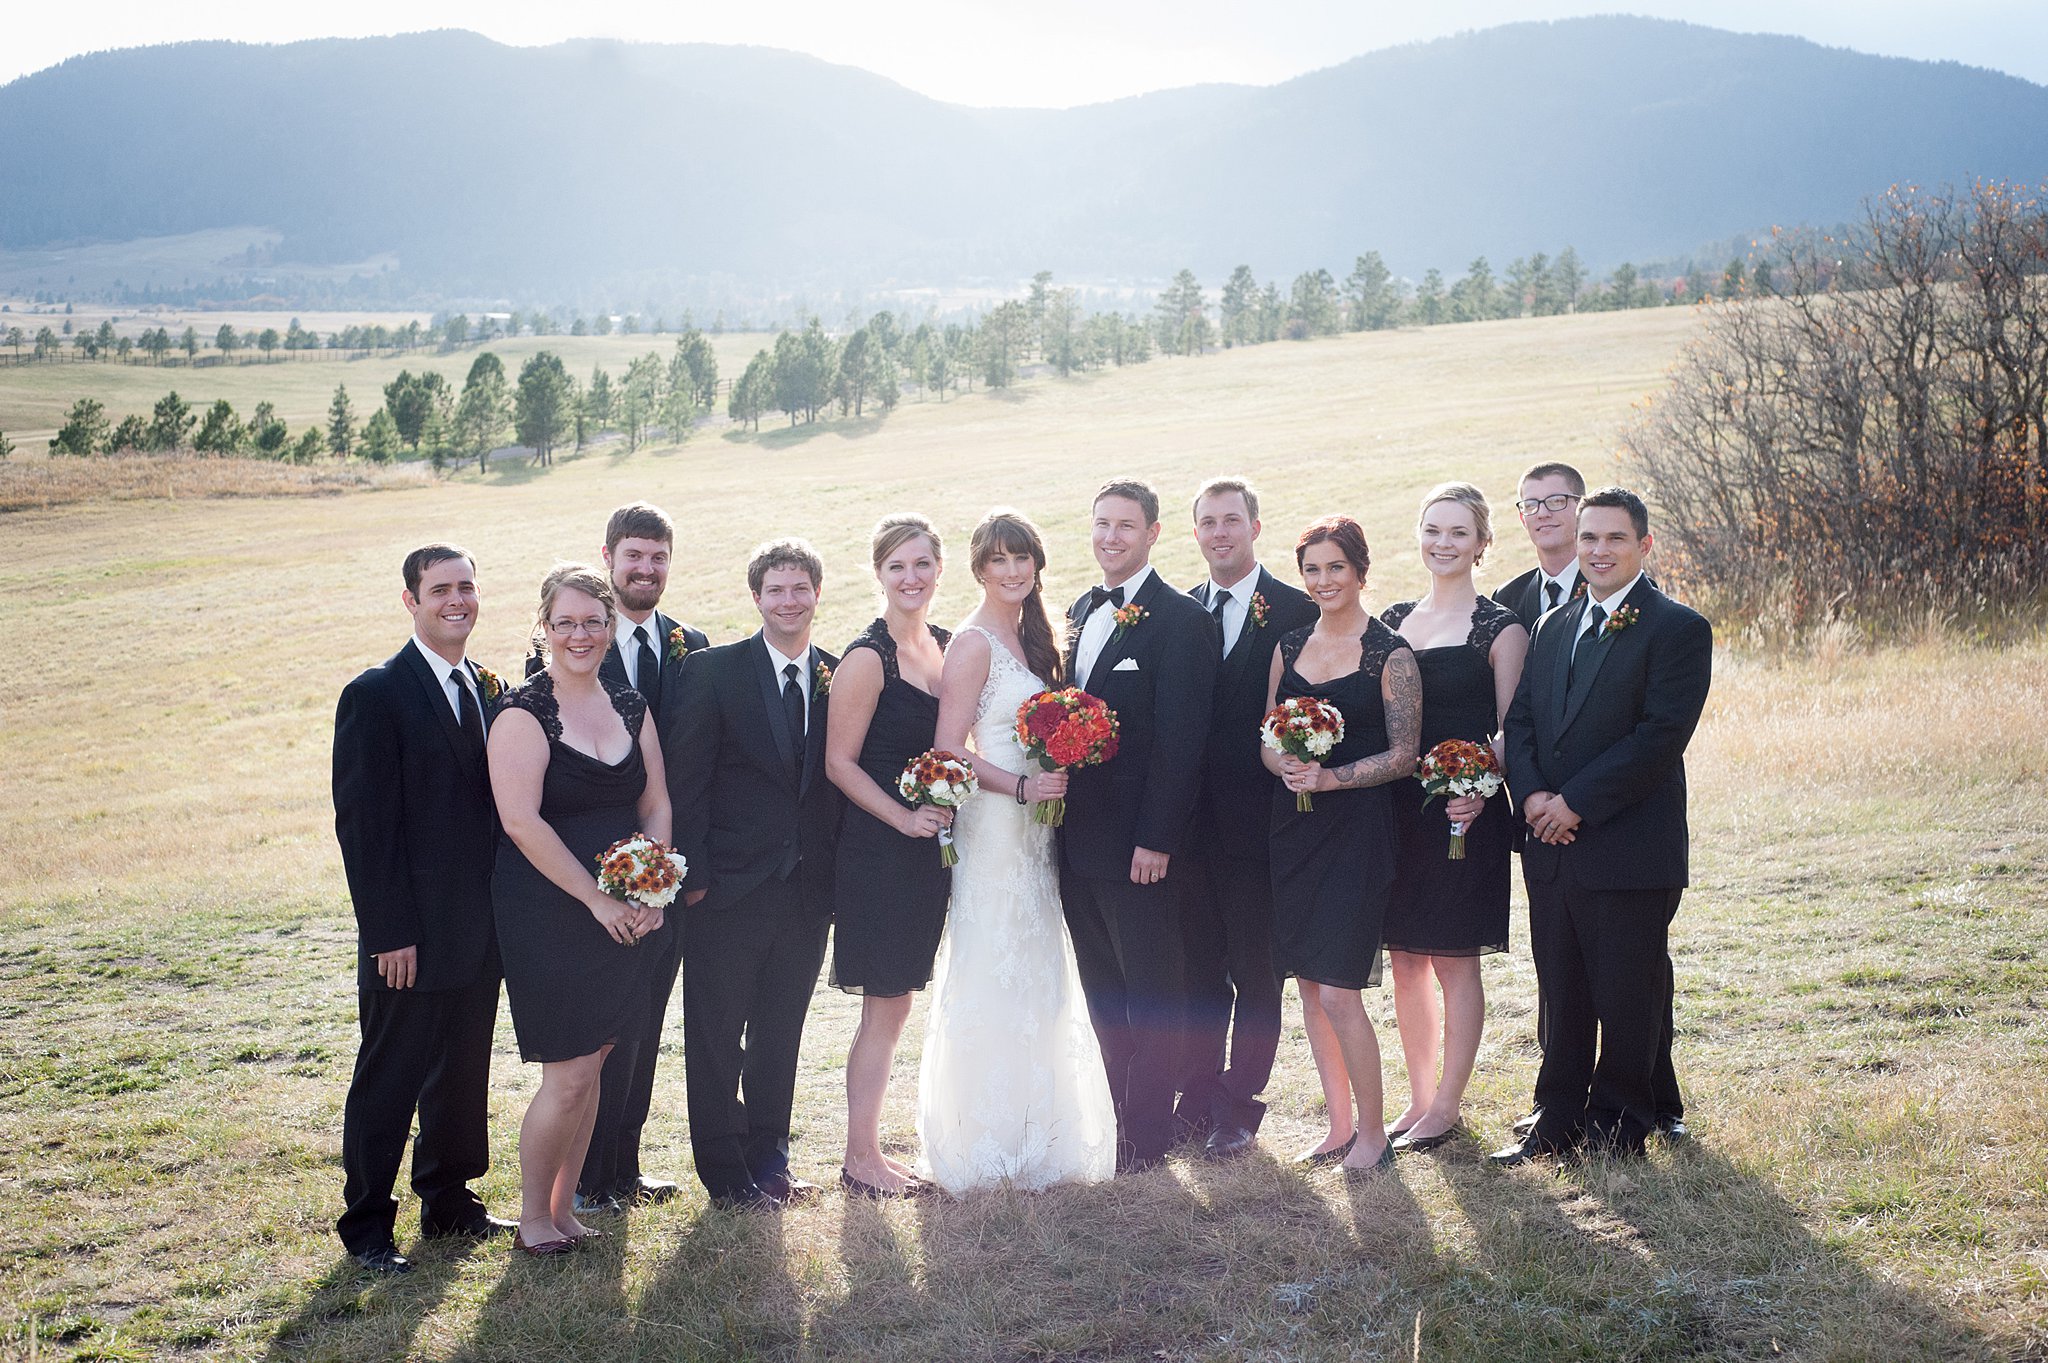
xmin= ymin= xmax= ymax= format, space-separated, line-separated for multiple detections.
xmin=595 ymin=833 xmax=689 ymax=930
xmin=897 ymin=749 xmax=978 ymax=866
xmin=1417 ymin=739 xmax=1504 ymax=859
xmin=1261 ymin=697 xmax=1345 ymax=811
xmin=1014 ymin=688 xmax=1121 ymax=826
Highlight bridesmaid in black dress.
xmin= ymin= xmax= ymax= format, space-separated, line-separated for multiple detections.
xmin=1380 ymin=483 xmax=1530 ymax=1154
xmin=1264 ymin=517 xmax=1422 ymax=1177
xmin=489 ymin=564 xmax=672 ymax=1255
xmin=825 ymin=514 xmax=952 ymax=1198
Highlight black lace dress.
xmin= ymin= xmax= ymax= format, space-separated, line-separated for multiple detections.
xmin=1268 ymin=618 xmax=1413 ymax=990
xmin=831 ymin=619 xmax=953 ymax=997
xmin=1380 ymin=597 xmax=1520 ymax=956
xmin=491 ymin=672 xmax=667 ymax=1063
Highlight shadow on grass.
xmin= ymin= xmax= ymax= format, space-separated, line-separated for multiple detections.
xmin=720 ymin=414 xmax=890 ymax=450
xmin=632 ymin=1203 xmax=803 ymax=1358
xmin=1431 ymin=1140 xmax=1988 ymax=1360
xmin=440 ymin=1220 xmax=634 ymax=1363
xmin=264 ymin=1236 xmax=484 ymax=1362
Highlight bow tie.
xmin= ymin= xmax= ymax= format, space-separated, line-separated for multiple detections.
xmin=1089 ymin=585 xmax=1126 ymax=610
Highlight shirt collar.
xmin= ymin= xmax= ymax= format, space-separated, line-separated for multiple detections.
xmin=1541 ymin=560 xmax=1581 ymax=594
xmin=410 ymin=632 xmax=469 ymax=679
xmin=1209 ymin=563 xmax=1261 ymax=600
xmin=1103 ymin=563 xmax=1155 ymax=600
xmin=617 ymin=610 xmax=659 ymax=650
xmin=1584 ymin=571 xmax=1644 ymax=619
xmin=764 ymin=637 xmax=810 ymax=680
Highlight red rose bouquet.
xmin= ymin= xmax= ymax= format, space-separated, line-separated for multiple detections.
xmin=1013 ymin=688 xmax=1120 ymax=826
xmin=1260 ymin=697 xmax=1346 ymax=811
xmin=1417 ymin=738 xmax=1504 ymax=859
xmin=897 ymin=749 xmax=979 ymax=866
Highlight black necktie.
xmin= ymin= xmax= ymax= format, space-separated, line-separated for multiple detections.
xmin=1210 ymin=587 xmax=1231 ymax=652
xmin=633 ymin=624 xmax=662 ymax=717
xmin=781 ymin=661 xmax=806 ymax=780
xmin=452 ymin=667 xmax=485 ymax=756
xmin=1569 ymin=605 xmax=1607 ymax=686
xmin=1544 ymin=579 xmax=1562 ymax=611
xmin=1088 ymin=585 xmax=1125 ymax=611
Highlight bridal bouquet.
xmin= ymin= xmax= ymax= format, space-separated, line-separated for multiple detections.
xmin=1417 ymin=738 xmax=1504 ymax=859
xmin=1261 ymin=697 xmax=1345 ymax=812
xmin=898 ymin=749 xmax=979 ymax=866
xmin=595 ymin=833 xmax=690 ymax=934
xmin=1014 ymin=688 xmax=1120 ymax=826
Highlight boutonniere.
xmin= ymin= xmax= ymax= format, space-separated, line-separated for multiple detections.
xmin=814 ymin=660 xmax=833 ymax=698
xmin=1570 ymin=579 xmax=1588 ymax=602
xmin=474 ymin=665 xmax=506 ymax=707
xmin=1248 ymin=592 xmax=1270 ymax=629
xmin=1601 ymin=604 xmax=1640 ymax=636
xmin=1111 ymin=602 xmax=1147 ymax=642
xmin=667 ymin=625 xmax=692 ymax=663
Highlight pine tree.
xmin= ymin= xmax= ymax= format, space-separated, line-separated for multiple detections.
xmin=328 ymin=384 xmax=356 ymax=459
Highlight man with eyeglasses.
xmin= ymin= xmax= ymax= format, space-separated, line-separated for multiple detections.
xmin=1493 ymin=462 xmax=1586 ymax=629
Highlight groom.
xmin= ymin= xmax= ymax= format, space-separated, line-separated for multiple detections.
xmin=1062 ymin=478 xmax=1220 ymax=1171
xmin=1494 ymin=488 xmax=1712 ymax=1164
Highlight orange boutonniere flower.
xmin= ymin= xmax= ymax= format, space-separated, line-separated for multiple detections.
xmin=1111 ymin=602 xmax=1147 ymax=642
xmin=475 ymin=665 xmax=506 ymax=707
xmin=1248 ymin=592 xmax=1270 ymax=629
xmin=1602 ymin=604 xmax=1641 ymax=636
xmin=814 ymin=660 xmax=833 ymax=698
xmin=667 ymin=625 xmax=692 ymax=663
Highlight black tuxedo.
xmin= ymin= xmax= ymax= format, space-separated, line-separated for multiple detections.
xmin=663 ymin=632 xmax=841 ymax=1198
xmin=1058 ymin=568 xmax=1220 ymax=1162
xmin=330 ymin=641 xmax=503 ymax=1253
xmin=1176 ymin=568 xmax=1318 ymax=1134
xmin=563 ymin=610 xmax=708 ymax=1200
xmin=1504 ymin=580 xmax=1711 ymax=1152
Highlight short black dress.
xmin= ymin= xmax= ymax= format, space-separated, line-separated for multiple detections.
xmin=830 ymin=619 xmax=953 ymax=997
xmin=1380 ymin=597 xmax=1520 ymax=956
xmin=1269 ymin=618 xmax=1413 ymax=990
xmin=491 ymin=672 xmax=668 ymax=1063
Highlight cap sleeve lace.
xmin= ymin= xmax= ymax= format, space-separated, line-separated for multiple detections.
xmin=847 ymin=617 xmax=953 ymax=684
xmin=1277 ymin=624 xmax=1314 ymax=671
xmin=1358 ymin=616 xmax=1412 ymax=679
xmin=1380 ymin=600 xmax=1418 ymax=631
xmin=1468 ymin=595 xmax=1521 ymax=657
xmin=602 ymin=675 xmax=646 ymax=740
xmin=501 ymin=671 xmax=563 ymax=742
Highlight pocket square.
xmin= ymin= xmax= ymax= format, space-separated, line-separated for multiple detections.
xmin=1112 ymin=658 xmax=1141 ymax=672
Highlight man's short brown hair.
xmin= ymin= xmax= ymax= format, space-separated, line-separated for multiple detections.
xmin=1192 ymin=477 xmax=1260 ymax=523
xmin=1094 ymin=477 xmax=1161 ymax=526
xmin=402 ymin=543 xmax=475 ymax=596
xmin=746 ymin=537 xmax=824 ymax=594
xmin=1518 ymin=461 xmax=1585 ymax=497
xmin=605 ymin=501 xmax=674 ymax=554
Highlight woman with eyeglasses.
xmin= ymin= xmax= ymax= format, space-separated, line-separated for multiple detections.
xmin=489 ymin=563 xmax=673 ymax=1256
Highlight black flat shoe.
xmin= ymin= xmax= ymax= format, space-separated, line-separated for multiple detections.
xmin=1343 ymin=1139 xmax=1397 ymax=1180
xmin=840 ymin=1168 xmax=908 ymax=1200
xmin=1293 ymin=1134 xmax=1357 ymax=1168
xmin=512 ymin=1230 xmax=577 ymax=1258
xmin=1392 ymin=1124 xmax=1466 ymax=1154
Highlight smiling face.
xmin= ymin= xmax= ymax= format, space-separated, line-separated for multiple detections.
xmin=1194 ymin=489 xmax=1259 ymax=583
xmin=1418 ymin=498 xmax=1485 ymax=581
xmin=604 ymin=535 xmax=670 ymax=617
xmin=404 ymin=555 xmax=478 ymax=657
xmin=877 ymin=532 xmax=940 ymax=616
xmin=1517 ymin=472 xmax=1581 ymax=557
xmin=544 ymin=585 xmax=610 ymax=677
xmin=1092 ymin=494 xmax=1159 ymax=587
xmin=1577 ymin=505 xmax=1651 ymax=599
xmin=977 ymin=543 xmax=1039 ymax=610
xmin=1298 ymin=541 xmax=1364 ymax=615
xmin=754 ymin=564 xmax=819 ymax=651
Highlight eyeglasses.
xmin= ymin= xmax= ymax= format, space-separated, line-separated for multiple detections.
xmin=1514 ymin=493 xmax=1581 ymax=515
xmin=546 ymin=617 xmax=609 ymax=638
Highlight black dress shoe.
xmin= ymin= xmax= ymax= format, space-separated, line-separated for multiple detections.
xmin=633 ymin=1176 xmax=682 ymax=1204
xmin=710 ymin=1184 xmax=784 ymax=1214
xmin=1203 ymin=1124 xmax=1256 ymax=1160
xmin=351 ymin=1246 xmax=414 ymax=1274
xmin=1293 ymin=1134 xmax=1357 ymax=1168
xmin=1489 ymin=1134 xmax=1576 ymax=1168
xmin=1117 ymin=1152 xmax=1167 ymax=1176
xmin=755 ymin=1172 xmax=822 ymax=1206
xmin=422 ymin=1212 xmax=517 ymax=1240
xmin=1511 ymin=1108 xmax=1541 ymax=1138
xmin=572 ymin=1191 xmax=626 ymax=1218
xmin=1656 ymin=1115 xmax=1689 ymax=1143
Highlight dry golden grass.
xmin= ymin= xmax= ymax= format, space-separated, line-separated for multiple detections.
xmin=2 ymin=307 xmax=2044 ymax=1362
xmin=0 ymin=451 xmax=433 ymax=512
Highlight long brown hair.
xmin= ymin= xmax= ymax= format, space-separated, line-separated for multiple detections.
xmin=970 ymin=509 xmax=1062 ymax=685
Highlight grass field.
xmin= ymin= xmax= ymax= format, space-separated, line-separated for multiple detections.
xmin=2 ymin=307 xmax=2044 ymax=1362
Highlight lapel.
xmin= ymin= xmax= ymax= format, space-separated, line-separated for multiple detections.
xmin=1219 ymin=568 xmax=1276 ymax=683
xmin=1065 ymin=592 xmax=1088 ymax=684
xmin=1560 ymin=584 xmax=1641 ymax=733
xmin=398 ymin=640 xmax=481 ymax=776
xmin=600 ymin=632 xmax=630 ymax=690
xmin=749 ymin=632 xmax=799 ymax=788
xmin=1546 ymin=595 xmax=1584 ymax=732
xmin=1085 ymin=569 xmax=1164 ymax=692
xmin=799 ymin=644 xmax=829 ymax=800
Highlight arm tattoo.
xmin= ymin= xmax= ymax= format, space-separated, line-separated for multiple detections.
xmin=1327 ymin=650 xmax=1423 ymax=790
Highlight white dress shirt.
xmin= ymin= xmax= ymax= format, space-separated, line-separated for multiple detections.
xmin=765 ymin=638 xmax=812 ymax=733
xmin=617 ymin=612 xmax=661 ymax=691
xmin=1075 ymin=563 xmax=1154 ymax=689
xmin=1203 ymin=564 xmax=1263 ymax=656
xmin=410 ymin=634 xmax=480 ymax=722
xmin=1577 ymin=571 xmax=1645 ymax=644
xmin=1536 ymin=560 xmax=1582 ymax=615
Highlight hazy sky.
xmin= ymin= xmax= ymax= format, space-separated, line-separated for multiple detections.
xmin=5 ymin=0 xmax=2042 ymax=105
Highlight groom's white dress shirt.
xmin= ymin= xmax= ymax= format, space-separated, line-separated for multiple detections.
xmin=1075 ymin=564 xmax=1155 ymax=690
xmin=1203 ymin=564 xmax=1262 ymax=657
xmin=411 ymin=634 xmax=480 ymax=721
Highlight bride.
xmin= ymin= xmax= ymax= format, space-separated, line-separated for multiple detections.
xmin=917 ymin=510 xmax=1116 ymax=1192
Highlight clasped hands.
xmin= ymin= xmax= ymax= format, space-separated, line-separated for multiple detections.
xmin=1522 ymin=791 xmax=1580 ymax=845
xmin=588 ymin=894 xmax=666 ymax=946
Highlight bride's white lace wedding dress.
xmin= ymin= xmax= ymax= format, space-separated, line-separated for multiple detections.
xmin=916 ymin=626 xmax=1116 ymax=1193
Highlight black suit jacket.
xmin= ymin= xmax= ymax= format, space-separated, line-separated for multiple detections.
xmin=332 ymin=642 xmax=501 ymax=992
xmin=1059 ymin=569 xmax=1221 ymax=878
xmin=1504 ymin=581 xmax=1712 ymax=891
xmin=1191 ymin=568 xmax=1319 ymax=861
xmin=525 ymin=609 xmax=709 ymax=719
xmin=662 ymin=632 xmax=841 ymax=917
xmin=1493 ymin=567 xmax=1550 ymax=630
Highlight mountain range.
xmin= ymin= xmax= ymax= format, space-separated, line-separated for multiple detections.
xmin=2 ymin=17 xmax=2045 ymax=302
